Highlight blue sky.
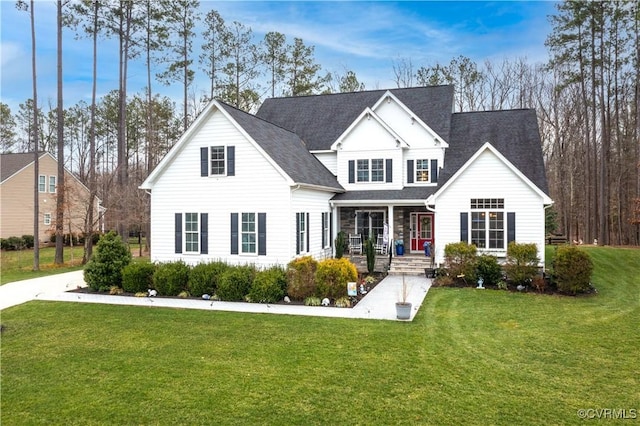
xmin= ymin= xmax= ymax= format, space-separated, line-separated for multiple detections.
xmin=1 ymin=1 xmax=557 ymax=113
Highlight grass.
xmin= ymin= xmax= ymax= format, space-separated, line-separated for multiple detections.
xmin=1 ymin=246 xmax=639 ymax=425
xmin=0 ymin=246 xmax=86 ymax=285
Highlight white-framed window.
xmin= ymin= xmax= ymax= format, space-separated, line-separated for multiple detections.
xmin=38 ymin=175 xmax=46 ymax=192
xmin=322 ymin=212 xmax=330 ymax=249
xmin=356 ymin=158 xmax=385 ymax=183
xmin=184 ymin=212 xmax=199 ymax=253
xmin=241 ymin=212 xmax=257 ymax=254
xmin=43 ymin=213 xmax=51 ymax=225
xmin=356 ymin=210 xmax=386 ymax=240
xmin=296 ymin=212 xmax=308 ymax=253
xmin=210 ymin=146 xmax=225 ymax=175
xmin=49 ymin=175 xmax=56 ymax=193
xmin=470 ymin=198 xmax=504 ymax=249
xmin=416 ymin=160 xmax=429 ymax=182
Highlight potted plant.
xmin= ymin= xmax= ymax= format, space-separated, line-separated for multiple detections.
xmin=395 ymin=273 xmax=412 ymax=320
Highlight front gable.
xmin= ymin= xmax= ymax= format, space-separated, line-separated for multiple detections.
xmin=330 ymin=108 xmax=407 ymax=152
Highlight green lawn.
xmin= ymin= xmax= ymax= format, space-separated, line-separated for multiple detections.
xmin=1 ymin=246 xmax=638 ymax=425
xmin=0 ymin=246 xmax=86 ymax=285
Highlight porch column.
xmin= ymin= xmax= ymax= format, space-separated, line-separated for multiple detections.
xmin=331 ymin=204 xmax=339 ymax=257
xmin=388 ymin=205 xmax=394 ymax=247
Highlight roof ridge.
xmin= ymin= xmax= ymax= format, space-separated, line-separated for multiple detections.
xmin=453 ymin=108 xmax=535 ymax=115
xmin=217 ymin=98 xmax=306 ymax=139
xmin=262 ymin=85 xmax=454 ymax=102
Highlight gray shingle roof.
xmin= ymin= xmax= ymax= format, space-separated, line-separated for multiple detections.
xmin=1 ymin=152 xmax=40 ymax=182
xmin=442 ymin=109 xmax=549 ymax=194
xmin=256 ymin=86 xmax=454 ymax=151
xmin=218 ymin=102 xmax=343 ymax=191
xmin=332 ymin=187 xmax=438 ymax=202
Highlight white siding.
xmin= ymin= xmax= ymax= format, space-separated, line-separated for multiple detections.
xmin=150 ymin=108 xmax=293 ymax=267
xmin=433 ymin=149 xmax=547 ymax=268
xmin=313 ymin=151 xmax=337 ymax=176
xmin=374 ymin=98 xmax=442 ymax=148
xmin=291 ymin=188 xmax=335 ymax=260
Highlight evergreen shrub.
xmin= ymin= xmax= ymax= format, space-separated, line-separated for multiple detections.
xmin=153 ymin=261 xmax=190 ymax=296
xmin=553 ymin=246 xmax=593 ymax=294
xmin=503 ymin=242 xmax=539 ymax=285
xmin=247 ymin=266 xmax=287 ymax=303
xmin=121 ymin=262 xmax=156 ymax=293
xmin=444 ymin=242 xmax=478 ymax=283
xmin=315 ymin=258 xmax=358 ymax=299
xmin=188 ymin=261 xmax=228 ymax=297
xmin=286 ymin=256 xmax=318 ymax=301
xmin=84 ymin=231 xmax=132 ymax=291
xmin=217 ymin=265 xmax=256 ymax=301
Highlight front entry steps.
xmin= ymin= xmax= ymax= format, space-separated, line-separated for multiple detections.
xmin=388 ymin=254 xmax=434 ymax=276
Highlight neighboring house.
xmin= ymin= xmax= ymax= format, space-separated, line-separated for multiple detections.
xmin=141 ymin=85 xmax=552 ymax=269
xmin=0 ymin=152 xmax=103 ymax=244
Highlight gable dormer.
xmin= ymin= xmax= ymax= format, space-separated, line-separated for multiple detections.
xmin=372 ymin=91 xmax=449 ymax=150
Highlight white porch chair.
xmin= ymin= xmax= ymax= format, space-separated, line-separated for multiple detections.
xmin=375 ymin=234 xmax=387 ymax=255
xmin=349 ymin=234 xmax=362 ymax=254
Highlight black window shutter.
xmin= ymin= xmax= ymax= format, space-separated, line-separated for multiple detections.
xmin=200 ymin=213 xmax=208 ymax=254
xmin=386 ymin=159 xmax=392 ymax=182
xmin=227 ymin=146 xmax=235 ymax=176
xmin=296 ymin=213 xmax=301 ymax=254
xmin=321 ymin=213 xmax=326 ymax=248
xmin=200 ymin=147 xmax=208 ymax=177
xmin=258 ymin=213 xmax=266 ymax=256
xmin=431 ymin=159 xmax=438 ymax=183
xmin=507 ymin=212 xmax=516 ymax=244
xmin=230 ymin=213 xmax=238 ymax=254
xmin=348 ymin=160 xmax=355 ymax=183
xmin=306 ymin=213 xmax=310 ymax=252
xmin=460 ymin=212 xmax=468 ymax=242
xmin=175 ymin=213 xmax=182 ymax=253
xmin=407 ymin=160 xmax=414 ymax=183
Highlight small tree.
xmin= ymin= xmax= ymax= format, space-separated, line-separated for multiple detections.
xmin=364 ymin=236 xmax=376 ymax=273
xmin=553 ymin=246 xmax=593 ymax=294
xmin=503 ymin=242 xmax=539 ymax=285
xmin=83 ymin=231 xmax=132 ymax=291
xmin=334 ymin=231 xmax=348 ymax=259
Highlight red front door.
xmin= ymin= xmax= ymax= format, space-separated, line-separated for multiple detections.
xmin=410 ymin=213 xmax=434 ymax=252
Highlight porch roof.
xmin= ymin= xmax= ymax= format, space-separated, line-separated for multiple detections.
xmin=330 ymin=187 xmax=436 ymax=205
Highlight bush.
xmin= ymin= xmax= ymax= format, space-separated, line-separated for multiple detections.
xmin=247 ymin=266 xmax=287 ymax=303
xmin=153 ymin=261 xmax=190 ymax=296
xmin=188 ymin=261 xmax=228 ymax=297
xmin=476 ymin=254 xmax=503 ymax=286
xmin=503 ymin=242 xmax=539 ymax=285
xmin=315 ymin=258 xmax=358 ymax=299
xmin=553 ymin=246 xmax=593 ymax=295
xmin=3 ymin=236 xmax=26 ymax=251
xmin=444 ymin=242 xmax=477 ymax=283
xmin=83 ymin=231 xmax=132 ymax=291
xmin=335 ymin=231 xmax=349 ymax=259
xmin=217 ymin=265 xmax=256 ymax=301
xmin=21 ymin=235 xmax=34 ymax=249
xmin=121 ymin=262 xmax=156 ymax=293
xmin=286 ymin=256 xmax=318 ymax=301
xmin=364 ymin=236 xmax=376 ymax=273
xmin=304 ymin=296 xmax=321 ymax=306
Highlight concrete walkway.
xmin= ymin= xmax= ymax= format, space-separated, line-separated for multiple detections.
xmin=0 ymin=271 xmax=431 ymax=321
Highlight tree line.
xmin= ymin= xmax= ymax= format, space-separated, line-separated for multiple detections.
xmin=1 ymin=0 xmax=638 ymax=270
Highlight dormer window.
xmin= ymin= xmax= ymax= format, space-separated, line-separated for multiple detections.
xmin=416 ymin=160 xmax=430 ymax=182
xmin=349 ymin=159 xmax=393 ymax=184
xmin=407 ymin=159 xmax=438 ymax=184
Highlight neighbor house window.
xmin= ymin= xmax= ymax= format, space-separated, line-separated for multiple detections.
xmin=241 ymin=213 xmax=256 ymax=254
xmin=49 ymin=176 xmax=56 ymax=193
xmin=210 ymin=146 xmax=225 ymax=175
xmin=470 ymin=198 xmax=504 ymax=249
xmin=43 ymin=213 xmax=51 ymax=225
xmin=184 ymin=212 xmax=199 ymax=253
xmin=416 ymin=160 xmax=429 ymax=182
xmin=39 ymin=175 xmax=46 ymax=192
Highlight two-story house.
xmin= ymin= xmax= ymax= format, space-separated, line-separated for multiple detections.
xmin=140 ymin=85 xmax=552 ymax=269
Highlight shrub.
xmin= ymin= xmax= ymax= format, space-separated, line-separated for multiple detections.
xmin=84 ymin=231 xmax=132 ymax=291
xmin=121 ymin=262 xmax=156 ymax=293
xmin=248 ymin=266 xmax=287 ymax=303
xmin=335 ymin=231 xmax=348 ymax=259
xmin=444 ymin=242 xmax=477 ymax=283
xmin=503 ymin=242 xmax=539 ymax=285
xmin=335 ymin=296 xmax=352 ymax=308
xmin=153 ymin=261 xmax=190 ymax=296
xmin=476 ymin=254 xmax=502 ymax=286
xmin=315 ymin=258 xmax=358 ymax=299
xmin=286 ymin=256 xmax=318 ymax=301
xmin=188 ymin=261 xmax=228 ymax=297
xmin=21 ymin=235 xmax=34 ymax=249
xmin=432 ymin=275 xmax=454 ymax=287
xmin=364 ymin=236 xmax=376 ymax=273
xmin=553 ymin=246 xmax=593 ymax=295
xmin=4 ymin=236 xmax=26 ymax=251
xmin=217 ymin=265 xmax=256 ymax=301
xmin=304 ymin=296 xmax=321 ymax=306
